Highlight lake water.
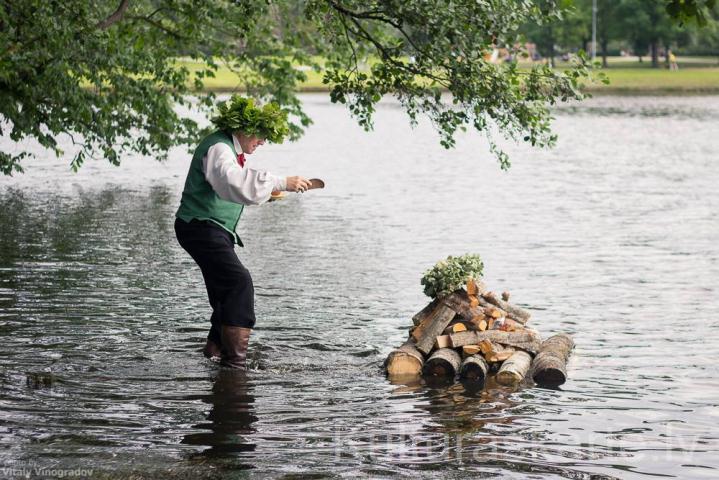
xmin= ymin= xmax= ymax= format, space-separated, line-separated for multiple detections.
xmin=1 ymin=95 xmax=718 ymax=479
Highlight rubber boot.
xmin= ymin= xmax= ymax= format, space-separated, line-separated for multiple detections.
xmin=202 ymin=339 xmax=222 ymax=360
xmin=220 ymin=325 xmax=252 ymax=369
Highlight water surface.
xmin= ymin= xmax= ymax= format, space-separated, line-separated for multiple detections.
xmin=1 ymin=95 xmax=718 ymax=479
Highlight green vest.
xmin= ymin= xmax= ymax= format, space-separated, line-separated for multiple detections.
xmin=176 ymin=130 xmax=245 ymax=246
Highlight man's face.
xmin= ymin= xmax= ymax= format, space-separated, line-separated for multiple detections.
xmin=238 ymin=133 xmax=266 ymax=155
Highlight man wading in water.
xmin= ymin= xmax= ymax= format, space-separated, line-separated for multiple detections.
xmin=175 ymin=95 xmax=311 ymax=369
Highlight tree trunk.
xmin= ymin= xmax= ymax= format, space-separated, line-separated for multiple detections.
xmin=651 ymin=40 xmax=659 ymax=68
xmin=411 ymin=303 xmax=456 ymax=355
xmin=459 ymin=355 xmax=489 ymax=384
xmin=496 ymin=351 xmax=533 ymax=386
xmin=385 ymin=340 xmax=424 ymax=377
xmin=449 ymin=330 xmax=541 ymax=354
xmin=601 ymin=39 xmax=608 ymax=68
xmin=422 ymin=348 xmax=461 ymax=377
xmin=531 ymin=333 xmax=575 ymax=387
xmin=548 ymin=24 xmax=555 ymax=68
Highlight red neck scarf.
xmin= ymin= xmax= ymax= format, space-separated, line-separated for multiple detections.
xmin=237 ymin=152 xmax=246 ymax=168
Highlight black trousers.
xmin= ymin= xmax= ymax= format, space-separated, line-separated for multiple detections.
xmin=174 ymin=218 xmax=256 ymax=346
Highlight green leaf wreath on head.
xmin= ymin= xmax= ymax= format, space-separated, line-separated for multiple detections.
xmin=211 ymin=95 xmax=290 ymax=144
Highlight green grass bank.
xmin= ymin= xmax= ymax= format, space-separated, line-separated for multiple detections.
xmin=179 ymin=56 xmax=719 ymax=95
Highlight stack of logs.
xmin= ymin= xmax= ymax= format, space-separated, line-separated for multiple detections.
xmin=385 ymin=279 xmax=574 ymax=388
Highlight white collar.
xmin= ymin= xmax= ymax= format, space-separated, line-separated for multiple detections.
xmin=231 ymin=132 xmax=244 ymax=154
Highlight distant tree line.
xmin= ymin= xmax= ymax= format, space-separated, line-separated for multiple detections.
xmin=522 ymin=0 xmax=719 ymax=67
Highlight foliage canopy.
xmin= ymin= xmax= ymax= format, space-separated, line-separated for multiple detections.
xmin=2 ymin=0 xmax=603 ymax=174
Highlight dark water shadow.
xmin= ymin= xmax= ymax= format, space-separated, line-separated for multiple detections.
xmin=182 ymin=369 xmax=258 ymax=468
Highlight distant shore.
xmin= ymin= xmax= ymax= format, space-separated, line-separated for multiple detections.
xmin=182 ymin=56 xmax=719 ymax=95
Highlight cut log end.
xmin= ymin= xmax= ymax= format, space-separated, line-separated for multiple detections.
xmin=423 ymin=361 xmax=453 ymax=377
xmin=385 ymin=341 xmax=424 ymax=377
xmin=533 ymin=367 xmax=567 ymax=387
xmin=531 ymin=333 xmax=574 ymax=387
xmin=422 ymin=348 xmax=461 ymax=377
xmin=496 ymin=351 xmax=532 ymax=386
xmin=386 ymin=353 xmax=422 ymax=377
xmin=459 ymin=355 xmax=489 ymax=385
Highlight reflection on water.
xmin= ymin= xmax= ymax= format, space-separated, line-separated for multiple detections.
xmin=0 ymin=95 xmax=718 ymax=478
xmin=183 ymin=370 xmax=257 ymax=464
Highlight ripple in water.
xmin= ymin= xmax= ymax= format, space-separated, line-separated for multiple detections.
xmin=0 ymin=95 xmax=718 ymax=478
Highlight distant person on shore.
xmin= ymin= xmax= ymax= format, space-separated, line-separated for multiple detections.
xmin=174 ymin=95 xmax=311 ymax=369
xmin=668 ymin=50 xmax=679 ymax=71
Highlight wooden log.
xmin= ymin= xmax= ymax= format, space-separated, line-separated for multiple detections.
xmin=485 ymin=306 xmax=505 ymax=319
xmin=465 ymin=278 xmax=487 ymax=296
xmin=385 ymin=340 xmax=424 ymax=376
xmin=452 ymin=322 xmax=467 ymax=333
xmin=442 ymin=321 xmax=469 ymax=335
xmin=503 ymin=318 xmax=524 ymax=331
xmin=487 ymin=347 xmax=515 ymax=363
xmin=496 ymin=351 xmax=533 ymax=385
xmin=489 ymin=317 xmax=525 ymax=332
xmin=422 ymin=348 xmax=461 ymax=377
xmin=481 ymin=291 xmax=531 ymax=324
xmin=478 ymin=340 xmax=515 ymax=362
xmin=469 ymin=317 xmax=488 ymax=331
xmin=462 ymin=345 xmax=481 ymax=356
xmin=448 ymin=330 xmax=542 ymax=355
xmin=442 ymin=290 xmax=494 ymax=322
xmin=478 ymin=339 xmax=496 ymax=357
xmin=411 ymin=303 xmax=457 ymax=355
xmin=459 ymin=354 xmax=489 ymax=384
xmin=531 ymin=333 xmax=575 ymax=387
xmin=434 ymin=334 xmax=451 ymax=349
xmin=412 ymin=298 xmax=440 ymax=326
xmin=466 ymin=279 xmax=478 ymax=296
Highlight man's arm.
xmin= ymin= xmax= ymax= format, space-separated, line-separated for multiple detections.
xmin=203 ymin=143 xmax=287 ymax=205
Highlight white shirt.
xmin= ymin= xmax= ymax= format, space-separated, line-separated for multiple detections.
xmin=202 ymin=133 xmax=287 ymax=205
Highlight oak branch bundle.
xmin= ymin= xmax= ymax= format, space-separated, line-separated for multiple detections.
xmin=385 ymin=279 xmax=575 ymax=388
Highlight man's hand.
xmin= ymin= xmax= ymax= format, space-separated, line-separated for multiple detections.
xmin=285 ymin=176 xmax=312 ymax=193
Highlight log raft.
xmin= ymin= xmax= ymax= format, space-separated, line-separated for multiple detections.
xmin=386 ymin=284 xmax=574 ymax=390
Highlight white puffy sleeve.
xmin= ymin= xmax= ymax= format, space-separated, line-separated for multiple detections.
xmin=202 ymin=143 xmax=287 ymax=205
